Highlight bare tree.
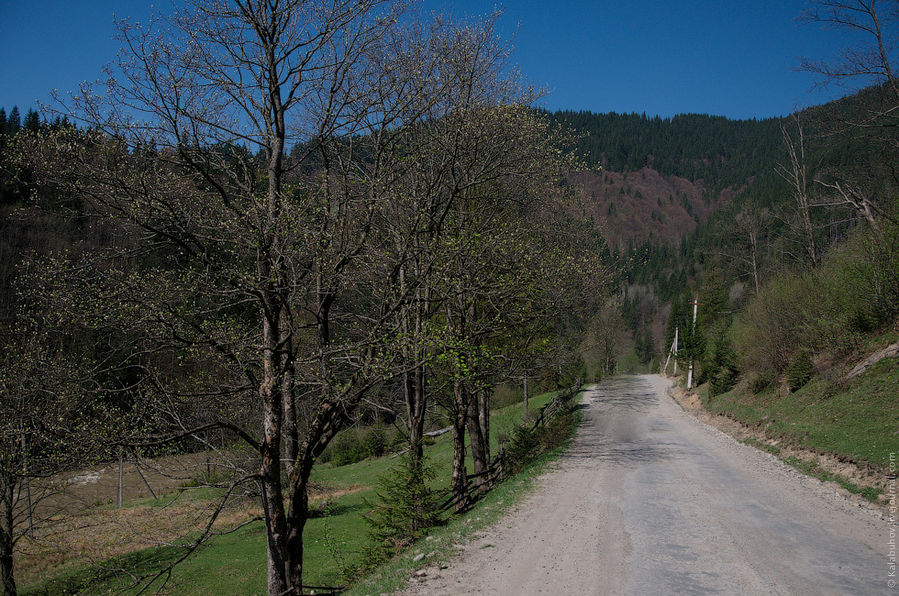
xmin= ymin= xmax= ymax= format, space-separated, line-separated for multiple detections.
xmin=776 ymin=113 xmax=819 ymax=267
xmin=0 ymin=298 xmax=115 ymax=596
xmin=30 ymin=1 xmax=453 ymax=593
xmin=799 ymin=0 xmax=899 ymax=231
xmin=800 ymin=0 xmax=898 ymax=100
xmin=25 ymin=1 xmax=590 ymax=591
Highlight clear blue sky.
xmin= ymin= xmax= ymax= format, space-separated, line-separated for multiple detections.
xmin=0 ymin=1 xmax=872 ymax=120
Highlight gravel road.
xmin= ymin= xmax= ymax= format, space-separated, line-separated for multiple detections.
xmin=401 ymin=375 xmax=893 ymax=595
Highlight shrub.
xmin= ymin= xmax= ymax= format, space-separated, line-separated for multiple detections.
xmin=786 ymin=351 xmax=814 ymax=392
xmin=735 ymin=226 xmax=899 ymax=379
xmin=748 ymin=371 xmax=774 ymax=393
xmin=328 ymin=430 xmax=366 ymax=467
xmin=535 ymin=409 xmax=575 ymax=451
xmin=362 ymin=425 xmax=389 ymax=458
xmin=323 ymin=424 xmax=400 ymax=467
xmin=505 ymin=423 xmax=541 ymax=473
xmin=506 ymin=402 xmax=577 ymax=472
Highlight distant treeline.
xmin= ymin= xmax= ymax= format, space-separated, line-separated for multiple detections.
xmin=545 ymin=109 xmax=784 ymax=191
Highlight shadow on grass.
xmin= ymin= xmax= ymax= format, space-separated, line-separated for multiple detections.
xmin=26 ymin=544 xmax=187 ymax=596
xmin=309 ymin=501 xmax=370 ymax=519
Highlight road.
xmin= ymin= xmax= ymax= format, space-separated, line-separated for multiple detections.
xmin=402 ymin=375 xmax=893 ymax=595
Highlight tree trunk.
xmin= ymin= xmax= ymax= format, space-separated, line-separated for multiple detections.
xmin=523 ymin=377 xmax=529 ymax=416
xmin=403 ymin=280 xmax=428 ymax=468
xmin=466 ymin=400 xmax=487 ymax=486
xmin=749 ymin=228 xmax=760 ymax=296
xmin=406 ymin=364 xmax=426 ymax=466
xmin=260 ymin=309 xmax=290 ymax=596
xmin=478 ymin=389 xmax=490 ymax=465
xmin=281 ymin=306 xmax=297 ymax=480
xmin=285 ymin=401 xmax=345 ymax=591
xmin=1 ymin=481 xmax=17 ymax=596
xmin=450 ymin=380 xmax=468 ymax=511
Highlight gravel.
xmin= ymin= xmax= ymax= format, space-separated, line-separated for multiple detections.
xmin=396 ymin=375 xmax=892 ymax=595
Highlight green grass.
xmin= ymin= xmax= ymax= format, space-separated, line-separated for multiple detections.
xmin=738 ymin=437 xmax=883 ymax=503
xmin=23 ymin=389 xmax=572 ymax=595
xmin=345 ymin=401 xmax=583 ymax=596
xmin=705 ymin=350 xmax=899 ymax=470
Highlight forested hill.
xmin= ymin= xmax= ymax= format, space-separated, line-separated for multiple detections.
xmin=546 ymin=110 xmax=787 ymax=249
xmin=547 ymin=110 xmax=784 ymax=191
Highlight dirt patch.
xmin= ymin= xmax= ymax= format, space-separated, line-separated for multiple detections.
xmin=666 ymin=383 xmax=888 ymax=510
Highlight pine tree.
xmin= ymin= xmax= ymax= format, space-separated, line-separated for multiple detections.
xmin=23 ymin=109 xmax=40 ymax=132
xmin=7 ymin=106 xmax=20 ymax=134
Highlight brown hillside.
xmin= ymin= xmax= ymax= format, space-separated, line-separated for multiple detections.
xmin=572 ymin=167 xmax=734 ymax=249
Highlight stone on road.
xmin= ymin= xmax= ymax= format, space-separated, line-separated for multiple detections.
xmin=400 ymin=375 xmax=891 ymax=595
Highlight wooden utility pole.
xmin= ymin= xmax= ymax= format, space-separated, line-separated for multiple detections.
xmin=687 ymin=296 xmax=698 ymax=389
xmin=663 ymin=326 xmax=678 ymax=375
xmin=673 ymin=327 xmax=678 ymax=375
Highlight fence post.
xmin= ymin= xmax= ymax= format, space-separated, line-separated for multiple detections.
xmin=116 ymin=447 xmax=124 ymax=507
xmin=523 ymin=376 xmax=529 ymax=417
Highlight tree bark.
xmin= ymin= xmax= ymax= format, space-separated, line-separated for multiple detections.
xmin=478 ymin=389 xmax=490 ymax=465
xmin=281 ymin=306 xmax=297 ymax=480
xmin=260 ymin=305 xmax=290 ymax=596
xmin=450 ymin=379 xmax=469 ymax=511
xmin=466 ymin=399 xmax=487 ymax=485
xmin=405 ymin=364 xmax=427 ymax=466
xmin=1 ymin=481 xmax=17 ymax=596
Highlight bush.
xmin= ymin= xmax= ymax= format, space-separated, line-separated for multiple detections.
xmin=328 ymin=432 xmax=366 ymax=467
xmin=362 ymin=425 xmax=389 ymax=458
xmin=786 ymin=351 xmax=814 ymax=392
xmin=505 ymin=402 xmax=577 ymax=473
xmin=504 ymin=424 xmax=541 ymax=473
xmin=748 ymin=371 xmax=774 ymax=393
xmin=323 ymin=424 xmax=399 ymax=467
xmin=735 ymin=226 xmax=899 ymax=378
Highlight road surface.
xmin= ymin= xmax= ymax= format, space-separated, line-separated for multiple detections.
xmin=402 ymin=375 xmax=893 ymax=595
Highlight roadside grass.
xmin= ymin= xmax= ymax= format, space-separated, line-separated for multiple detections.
xmin=345 ymin=400 xmax=583 ymax=596
xmin=22 ymin=389 xmax=571 ymax=595
xmin=738 ymin=438 xmax=884 ymax=503
xmin=704 ymin=355 xmax=899 ymax=470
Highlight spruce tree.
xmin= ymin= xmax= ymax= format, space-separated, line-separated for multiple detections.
xmin=6 ymin=106 xmax=20 ymax=134
xmin=23 ymin=109 xmax=40 ymax=132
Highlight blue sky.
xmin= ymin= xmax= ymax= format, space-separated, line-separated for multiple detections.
xmin=0 ymin=1 xmax=871 ymax=120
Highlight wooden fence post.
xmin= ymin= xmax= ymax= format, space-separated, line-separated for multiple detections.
xmin=116 ymin=447 xmax=124 ymax=507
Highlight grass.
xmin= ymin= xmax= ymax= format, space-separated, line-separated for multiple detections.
xmin=704 ymin=354 xmax=899 ymax=470
xmin=738 ymin=437 xmax=884 ymax=503
xmin=22 ymin=389 xmax=575 ymax=595
xmin=345 ymin=401 xmax=583 ymax=596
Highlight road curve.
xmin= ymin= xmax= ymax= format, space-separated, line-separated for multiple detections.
xmin=400 ymin=375 xmax=892 ymax=595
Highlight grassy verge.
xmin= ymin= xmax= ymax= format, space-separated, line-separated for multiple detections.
xmin=739 ymin=438 xmax=884 ymax=503
xmin=23 ymin=389 xmax=578 ymax=595
xmin=703 ymin=354 xmax=898 ymax=470
xmin=346 ymin=399 xmax=583 ymax=595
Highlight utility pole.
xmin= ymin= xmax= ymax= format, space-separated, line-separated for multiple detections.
xmin=663 ymin=326 xmax=679 ymax=375
xmin=673 ymin=327 xmax=678 ymax=375
xmin=687 ymin=295 xmax=699 ymax=389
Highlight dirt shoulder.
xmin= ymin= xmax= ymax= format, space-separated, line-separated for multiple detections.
xmin=666 ymin=381 xmax=890 ymax=511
